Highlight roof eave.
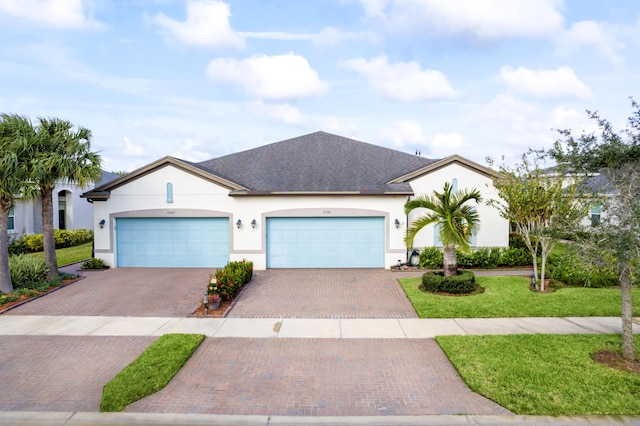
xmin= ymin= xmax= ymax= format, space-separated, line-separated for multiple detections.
xmin=389 ymin=154 xmax=498 ymax=183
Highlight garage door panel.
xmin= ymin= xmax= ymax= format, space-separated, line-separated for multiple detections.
xmin=116 ymin=217 xmax=229 ymax=267
xmin=267 ymin=217 xmax=384 ymax=268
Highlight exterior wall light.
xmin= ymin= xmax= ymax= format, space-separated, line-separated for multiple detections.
xmin=236 ymin=219 xmax=242 ymax=229
xmin=394 ymin=218 xmax=400 ymax=229
xmin=251 ymin=219 xmax=257 ymax=229
xmin=99 ymin=219 xmax=106 ymax=229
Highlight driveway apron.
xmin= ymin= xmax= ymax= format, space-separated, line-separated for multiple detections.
xmin=125 ymin=338 xmax=510 ymax=416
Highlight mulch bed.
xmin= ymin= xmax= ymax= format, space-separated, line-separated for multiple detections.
xmin=191 ymin=300 xmax=234 ymax=318
xmin=592 ymin=350 xmax=640 ymax=375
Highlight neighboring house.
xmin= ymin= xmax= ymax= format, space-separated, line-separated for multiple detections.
xmin=82 ymin=132 xmax=509 ymax=269
xmin=9 ymin=170 xmax=121 ymax=238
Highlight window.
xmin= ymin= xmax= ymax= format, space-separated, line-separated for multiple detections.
xmin=166 ymin=182 xmax=174 ymax=204
xmin=451 ymin=178 xmax=458 ymax=195
xmin=8 ymin=205 xmax=14 ymax=231
xmin=590 ymin=202 xmax=601 ymax=227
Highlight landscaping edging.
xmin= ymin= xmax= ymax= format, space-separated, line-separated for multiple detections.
xmin=0 ymin=275 xmax=85 ymax=315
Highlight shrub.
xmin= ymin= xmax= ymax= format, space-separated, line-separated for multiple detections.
xmin=9 ymin=255 xmax=49 ymax=288
xmin=499 ymin=247 xmax=532 ymax=267
xmin=509 ymin=233 xmax=528 ymax=250
xmin=421 ymin=270 xmax=477 ymax=294
xmin=547 ymin=251 xmax=619 ymax=288
xmin=213 ymin=259 xmax=253 ymax=301
xmin=8 ymin=229 xmax=94 ymax=254
xmin=82 ymin=257 xmax=107 ymax=269
xmin=8 ymin=236 xmax=29 ymax=256
xmin=419 ymin=247 xmax=443 ymax=268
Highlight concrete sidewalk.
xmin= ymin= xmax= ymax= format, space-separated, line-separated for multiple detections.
xmin=0 ymin=315 xmax=637 ymax=337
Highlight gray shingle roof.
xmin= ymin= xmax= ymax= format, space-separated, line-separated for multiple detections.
xmin=196 ymin=131 xmax=435 ymax=194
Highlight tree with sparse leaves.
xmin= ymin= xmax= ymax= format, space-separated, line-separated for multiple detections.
xmin=487 ymin=154 xmax=587 ymax=291
xmin=544 ymin=99 xmax=640 ymax=361
xmin=404 ymin=182 xmax=481 ymax=277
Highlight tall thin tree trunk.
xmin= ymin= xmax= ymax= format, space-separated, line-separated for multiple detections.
xmin=620 ymin=264 xmax=635 ymax=361
xmin=0 ymin=198 xmax=13 ymax=294
xmin=443 ymin=244 xmax=457 ymax=277
xmin=41 ymin=185 xmax=58 ymax=280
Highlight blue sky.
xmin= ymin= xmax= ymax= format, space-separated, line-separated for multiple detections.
xmin=1 ymin=0 xmax=638 ymax=173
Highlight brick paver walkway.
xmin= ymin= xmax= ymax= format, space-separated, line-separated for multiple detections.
xmin=125 ymin=338 xmax=510 ymax=416
xmin=0 ymin=335 xmax=155 ymax=411
xmin=228 ymin=269 xmax=419 ymax=318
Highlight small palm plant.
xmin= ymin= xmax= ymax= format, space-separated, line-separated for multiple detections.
xmin=404 ymin=182 xmax=482 ymax=277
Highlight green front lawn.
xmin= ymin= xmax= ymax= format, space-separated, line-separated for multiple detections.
xmin=437 ymin=334 xmax=640 ymax=415
xmin=399 ymin=275 xmax=640 ymax=318
xmin=24 ymin=242 xmax=93 ymax=267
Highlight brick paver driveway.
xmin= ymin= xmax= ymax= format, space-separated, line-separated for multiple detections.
xmin=228 ymin=269 xmax=419 ymax=318
xmin=0 ymin=335 xmax=155 ymax=411
xmin=6 ymin=268 xmax=211 ymax=317
xmin=126 ymin=338 xmax=510 ymax=416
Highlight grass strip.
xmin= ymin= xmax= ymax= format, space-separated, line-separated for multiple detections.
xmin=100 ymin=334 xmax=205 ymax=412
xmin=25 ymin=242 xmax=93 ymax=266
xmin=399 ymin=275 xmax=640 ymax=318
xmin=436 ymin=334 xmax=640 ymax=415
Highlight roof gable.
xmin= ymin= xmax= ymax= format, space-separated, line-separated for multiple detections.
xmin=390 ymin=154 xmax=497 ymax=183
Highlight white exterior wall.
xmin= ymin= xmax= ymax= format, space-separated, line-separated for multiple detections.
xmin=10 ymin=181 xmax=93 ymax=238
xmin=92 ymin=165 xmax=409 ymax=270
xmin=406 ymin=163 xmax=509 ymax=249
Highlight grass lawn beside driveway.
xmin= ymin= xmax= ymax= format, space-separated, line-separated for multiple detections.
xmin=399 ymin=275 xmax=640 ymax=318
xmin=437 ymin=334 xmax=640 ymax=415
xmin=24 ymin=242 xmax=93 ymax=267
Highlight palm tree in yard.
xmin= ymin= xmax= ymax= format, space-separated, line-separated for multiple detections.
xmin=0 ymin=114 xmax=37 ymax=293
xmin=404 ymin=182 xmax=482 ymax=277
xmin=31 ymin=117 xmax=102 ymax=280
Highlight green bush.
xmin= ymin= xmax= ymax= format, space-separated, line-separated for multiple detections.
xmin=82 ymin=257 xmax=107 ymax=269
xmin=8 ymin=236 xmax=29 ymax=256
xmin=499 ymin=247 xmax=532 ymax=267
xmin=213 ymin=259 xmax=253 ymax=301
xmin=421 ymin=270 xmax=477 ymax=294
xmin=8 ymin=229 xmax=94 ymax=254
xmin=509 ymin=233 xmax=528 ymax=250
xmin=9 ymin=255 xmax=49 ymax=288
xmin=548 ymin=252 xmax=619 ymax=288
xmin=419 ymin=247 xmax=444 ymax=268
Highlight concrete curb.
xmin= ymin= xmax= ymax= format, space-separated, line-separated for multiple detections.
xmin=1 ymin=412 xmax=639 ymax=425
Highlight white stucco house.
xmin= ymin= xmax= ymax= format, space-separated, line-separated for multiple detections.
xmin=82 ymin=132 xmax=509 ymax=270
xmin=9 ymin=171 xmax=120 ymax=238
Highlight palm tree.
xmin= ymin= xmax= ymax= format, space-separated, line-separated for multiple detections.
xmin=404 ymin=182 xmax=482 ymax=277
xmin=0 ymin=114 xmax=37 ymax=293
xmin=31 ymin=117 xmax=102 ymax=280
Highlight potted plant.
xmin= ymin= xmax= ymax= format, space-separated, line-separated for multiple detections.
xmin=207 ymin=293 xmax=221 ymax=310
xmin=207 ymin=275 xmax=222 ymax=310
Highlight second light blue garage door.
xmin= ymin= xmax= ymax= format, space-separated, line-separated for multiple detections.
xmin=266 ymin=217 xmax=385 ymax=268
xmin=116 ymin=217 xmax=229 ymax=267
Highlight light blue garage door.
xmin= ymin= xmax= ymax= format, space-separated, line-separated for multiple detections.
xmin=267 ymin=217 xmax=385 ymax=268
xmin=116 ymin=218 xmax=229 ymax=267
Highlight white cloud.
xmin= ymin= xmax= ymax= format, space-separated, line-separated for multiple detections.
xmin=342 ymin=56 xmax=456 ymax=101
xmin=151 ymin=0 xmax=244 ymax=49
xmin=431 ymin=133 xmax=464 ymax=149
xmin=555 ymin=20 xmax=625 ymax=65
xmin=0 ymin=0 xmax=103 ymax=29
xmin=206 ymin=53 xmax=329 ymax=100
xmin=356 ymin=0 xmax=564 ymax=40
xmin=122 ymin=136 xmax=145 ymax=157
xmin=379 ymin=120 xmax=427 ymax=147
xmin=171 ymin=137 xmax=213 ymax=162
xmin=500 ymin=66 xmax=592 ymax=100
xmin=246 ymin=100 xmax=305 ymax=125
